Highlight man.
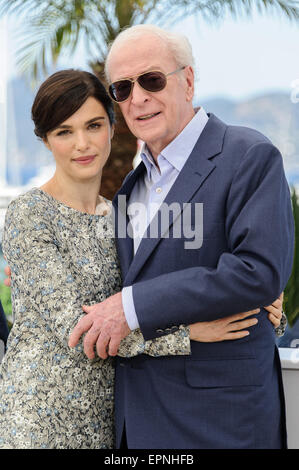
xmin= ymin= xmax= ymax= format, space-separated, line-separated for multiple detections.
xmin=69 ymin=25 xmax=294 ymax=448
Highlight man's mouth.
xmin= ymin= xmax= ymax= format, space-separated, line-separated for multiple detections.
xmin=137 ymin=112 xmax=161 ymax=121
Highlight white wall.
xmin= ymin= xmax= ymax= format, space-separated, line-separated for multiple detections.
xmin=279 ymin=348 xmax=299 ymax=449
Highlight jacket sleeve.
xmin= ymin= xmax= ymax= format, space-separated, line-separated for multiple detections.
xmin=132 ymin=142 xmax=295 ymax=340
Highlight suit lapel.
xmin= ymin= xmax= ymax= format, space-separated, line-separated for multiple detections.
xmin=112 ymin=161 xmax=146 ymax=278
xmin=115 ymin=114 xmax=227 ymax=284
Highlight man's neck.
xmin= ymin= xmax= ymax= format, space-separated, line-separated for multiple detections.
xmin=146 ymin=106 xmax=197 ymax=166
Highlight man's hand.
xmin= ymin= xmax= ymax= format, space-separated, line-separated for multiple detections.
xmin=3 ymin=265 xmax=11 ymax=287
xmin=264 ymin=292 xmax=284 ymax=328
xmin=68 ymin=292 xmax=130 ymax=360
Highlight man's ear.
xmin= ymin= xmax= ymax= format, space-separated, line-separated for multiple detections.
xmin=185 ymin=66 xmax=195 ymax=103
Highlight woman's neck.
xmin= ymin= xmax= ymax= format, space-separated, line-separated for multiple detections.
xmin=40 ymin=172 xmax=102 ymax=215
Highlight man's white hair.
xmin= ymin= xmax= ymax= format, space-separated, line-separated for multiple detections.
xmin=105 ymin=24 xmax=195 ymax=82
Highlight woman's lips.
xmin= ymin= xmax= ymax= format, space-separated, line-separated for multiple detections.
xmin=73 ymin=155 xmax=96 ymax=165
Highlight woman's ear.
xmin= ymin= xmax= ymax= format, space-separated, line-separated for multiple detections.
xmin=43 ymin=137 xmax=51 ymax=151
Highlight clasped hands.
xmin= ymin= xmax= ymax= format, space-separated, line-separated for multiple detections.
xmin=68 ymin=291 xmax=284 ymax=360
xmin=69 ymin=292 xmax=130 ymax=359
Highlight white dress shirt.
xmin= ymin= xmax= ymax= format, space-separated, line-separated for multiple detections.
xmin=122 ymin=107 xmax=209 ymax=330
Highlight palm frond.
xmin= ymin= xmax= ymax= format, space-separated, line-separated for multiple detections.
xmin=5 ymin=1 xmax=95 ymax=81
xmin=1 ymin=0 xmax=299 ymax=81
xmin=167 ymin=0 xmax=299 ymax=23
xmin=13 ymin=8 xmax=80 ymax=81
xmin=0 ymin=0 xmax=37 ymax=16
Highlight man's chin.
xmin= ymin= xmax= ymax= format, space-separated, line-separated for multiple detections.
xmin=132 ymin=127 xmax=164 ymax=146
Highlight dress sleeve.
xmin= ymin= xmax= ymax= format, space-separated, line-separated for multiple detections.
xmin=118 ymin=310 xmax=286 ymax=357
xmin=2 ymin=198 xmax=86 ymax=353
xmin=118 ymin=326 xmax=191 ymax=357
xmin=275 ymin=310 xmax=288 ymax=337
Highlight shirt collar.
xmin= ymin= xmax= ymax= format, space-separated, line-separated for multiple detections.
xmin=140 ymin=107 xmax=209 ymax=178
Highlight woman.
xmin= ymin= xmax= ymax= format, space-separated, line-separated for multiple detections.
xmin=0 ymin=70 xmax=284 ymax=449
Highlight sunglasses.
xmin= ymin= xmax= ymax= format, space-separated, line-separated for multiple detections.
xmin=108 ymin=66 xmax=186 ymax=103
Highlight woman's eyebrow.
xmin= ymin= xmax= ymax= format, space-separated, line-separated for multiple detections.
xmin=55 ymin=124 xmax=72 ymax=129
xmin=85 ymin=116 xmax=105 ymax=124
xmin=55 ymin=116 xmax=105 ymax=129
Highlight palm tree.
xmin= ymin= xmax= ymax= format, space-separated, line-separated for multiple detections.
xmin=1 ymin=0 xmax=299 ymax=198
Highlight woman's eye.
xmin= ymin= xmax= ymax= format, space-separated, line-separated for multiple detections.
xmin=56 ymin=129 xmax=70 ymax=136
xmin=88 ymin=122 xmax=101 ymax=130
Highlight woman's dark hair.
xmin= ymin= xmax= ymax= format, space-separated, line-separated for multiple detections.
xmin=32 ymin=69 xmax=115 ymax=139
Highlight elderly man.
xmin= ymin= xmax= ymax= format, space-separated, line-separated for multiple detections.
xmin=69 ymin=25 xmax=294 ymax=448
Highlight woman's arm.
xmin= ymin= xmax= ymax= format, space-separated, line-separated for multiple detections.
xmin=264 ymin=293 xmax=287 ymax=336
xmin=2 ymin=197 xmax=86 ymax=352
xmin=117 ymin=311 xmax=256 ymax=357
xmin=118 ymin=301 xmax=285 ymax=358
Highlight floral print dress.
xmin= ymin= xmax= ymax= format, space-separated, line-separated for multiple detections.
xmin=0 ymin=188 xmax=190 ymax=449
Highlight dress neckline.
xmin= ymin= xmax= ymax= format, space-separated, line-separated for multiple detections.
xmin=32 ymin=187 xmax=111 ymax=217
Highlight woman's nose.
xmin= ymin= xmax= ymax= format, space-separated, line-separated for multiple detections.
xmin=75 ymin=131 xmax=90 ymax=151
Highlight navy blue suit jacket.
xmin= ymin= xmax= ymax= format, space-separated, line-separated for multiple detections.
xmin=112 ymin=114 xmax=294 ymax=449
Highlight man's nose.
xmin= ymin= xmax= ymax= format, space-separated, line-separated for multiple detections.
xmin=130 ymin=80 xmax=150 ymax=104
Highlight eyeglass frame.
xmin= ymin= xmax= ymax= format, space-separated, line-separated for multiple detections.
xmin=108 ymin=66 xmax=187 ymax=103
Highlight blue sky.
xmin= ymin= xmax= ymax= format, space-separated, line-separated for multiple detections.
xmin=2 ymin=8 xmax=299 ymax=102
xmin=170 ymin=10 xmax=299 ymax=101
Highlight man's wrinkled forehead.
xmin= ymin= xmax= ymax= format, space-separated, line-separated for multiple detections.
xmin=107 ymin=34 xmax=174 ymax=82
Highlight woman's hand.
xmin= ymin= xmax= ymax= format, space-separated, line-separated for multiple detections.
xmin=189 ymin=309 xmax=260 ymax=342
xmin=189 ymin=291 xmax=284 ymax=342
xmin=264 ymin=293 xmax=284 ymax=328
xmin=3 ymin=265 xmax=11 ymax=287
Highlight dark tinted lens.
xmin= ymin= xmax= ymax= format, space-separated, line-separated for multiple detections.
xmin=138 ymin=71 xmax=166 ymax=92
xmin=109 ymin=80 xmax=132 ymax=102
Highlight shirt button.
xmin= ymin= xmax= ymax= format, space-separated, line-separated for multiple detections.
xmin=156 ymin=187 xmax=162 ymax=194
